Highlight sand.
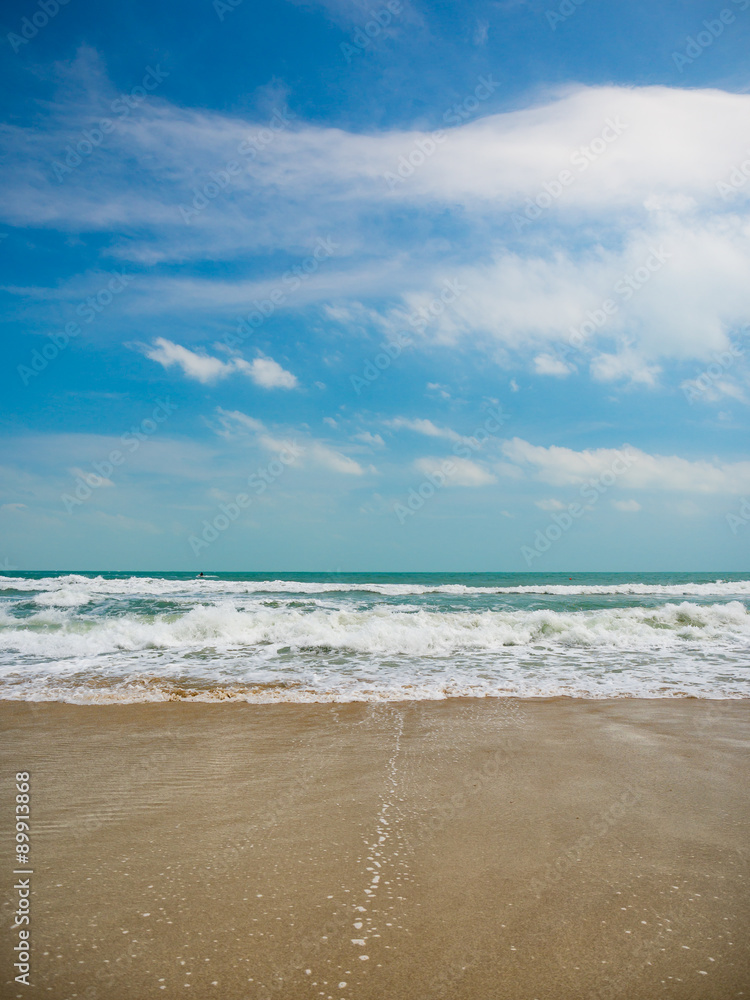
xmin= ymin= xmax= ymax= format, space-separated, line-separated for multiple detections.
xmin=0 ymin=697 xmax=748 ymax=999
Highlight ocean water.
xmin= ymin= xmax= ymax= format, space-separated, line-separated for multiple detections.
xmin=0 ymin=571 xmax=748 ymax=703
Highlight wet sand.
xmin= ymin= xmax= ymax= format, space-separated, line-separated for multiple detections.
xmin=0 ymin=698 xmax=748 ymax=999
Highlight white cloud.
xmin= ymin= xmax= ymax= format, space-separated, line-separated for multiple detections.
xmin=143 ymin=339 xmax=297 ymax=389
xmin=215 ymin=408 xmax=265 ymax=438
xmin=212 ymin=409 xmax=364 ymax=476
xmin=590 ymin=350 xmax=661 ymax=386
xmin=494 ymin=461 xmax=525 ymax=480
xmin=535 ymin=498 xmax=566 ymax=510
xmin=353 ymin=431 xmax=386 ymax=448
xmin=237 ymin=356 xmax=298 ymax=389
xmin=533 ymin=354 xmax=573 ymax=377
xmin=69 ymin=466 xmax=114 ymax=487
xmin=415 ymin=456 xmax=496 ymax=487
xmin=502 ymin=437 xmax=750 ymax=494
xmin=385 ymin=416 xmax=467 ymax=445
xmin=144 ymin=338 xmax=231 ymax=384
xmin=612 ymin=499 xmax=642 ymax=512
xmin=426 ymin=382 xmax=451 ymax=399
xmin=309 ymin=443 xmax=364 ymax=476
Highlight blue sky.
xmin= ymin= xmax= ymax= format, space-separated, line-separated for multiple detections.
xmin=1 ymin=0 xmax=749 ymax=571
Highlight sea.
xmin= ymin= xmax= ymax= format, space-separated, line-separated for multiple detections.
xmin=0 ymin=571 xmax=748 ymax=703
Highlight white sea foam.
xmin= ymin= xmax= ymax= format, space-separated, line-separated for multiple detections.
xmin=0 ymin=598 xmax=747 ymax=703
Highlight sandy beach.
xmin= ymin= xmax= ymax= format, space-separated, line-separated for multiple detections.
xmin=1 ymin=698 xmax=748 ymax=999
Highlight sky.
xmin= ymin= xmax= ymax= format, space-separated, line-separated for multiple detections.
xmin=1 ymin=0 xmax=749 ymax=572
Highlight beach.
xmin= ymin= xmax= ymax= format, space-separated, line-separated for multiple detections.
xmin=1 ymin=697 xmax=748 ymax=999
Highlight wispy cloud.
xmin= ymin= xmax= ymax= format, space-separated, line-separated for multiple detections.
xmin=502 ymin=438 xmax=750 ymax=494
xmin=414 ymin=455 xmax=496 ymax=487
xmin=214 ymin=408 xmax=366 ymax=475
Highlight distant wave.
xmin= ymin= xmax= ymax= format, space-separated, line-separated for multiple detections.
xmin=2 ymin=574 xmax=750 ymax=600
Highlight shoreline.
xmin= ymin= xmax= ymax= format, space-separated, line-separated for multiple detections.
xmin=1 ymin=698 xmax=748 ymax=998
